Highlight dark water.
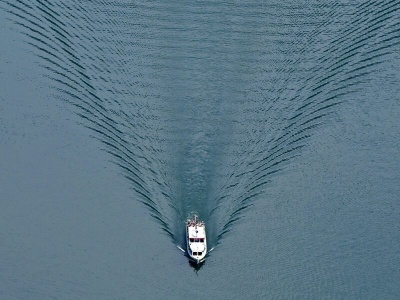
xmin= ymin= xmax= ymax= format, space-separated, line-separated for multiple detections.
xmin=1 ymin=0 xmax=400 ymax=298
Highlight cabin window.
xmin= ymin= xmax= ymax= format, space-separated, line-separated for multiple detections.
xmin=190 ymin=238 xmax=204 ymax=243
xmin=198 ymin=252 xmax=202 ymax=255
xmin=193 ymin=252 xmax=197 ymax=255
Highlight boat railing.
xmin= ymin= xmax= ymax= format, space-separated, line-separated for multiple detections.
xmin=186 ymin=215 xmax=204 ymax=227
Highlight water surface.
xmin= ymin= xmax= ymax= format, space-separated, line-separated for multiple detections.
xmin=1 ymin=0 xmax=400 ymax=298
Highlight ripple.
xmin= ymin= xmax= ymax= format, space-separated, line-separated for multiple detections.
xmin=2 ymin=0 xmax=178 ymax=240
xmin=210 ymin=0 xmax=400 ymax=243
xmin=3 ymin=0 xmax=400 ymax=253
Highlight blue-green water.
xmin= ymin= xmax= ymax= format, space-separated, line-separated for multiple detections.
xmin=1 ymin=1 xmax=400 ymax=298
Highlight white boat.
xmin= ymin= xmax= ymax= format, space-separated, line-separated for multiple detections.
xmin=186 ymin=215 xmax=207 ymax=264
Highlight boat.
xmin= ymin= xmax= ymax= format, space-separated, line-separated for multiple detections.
xmin=186 ymin=214 xmax=207 ymax=264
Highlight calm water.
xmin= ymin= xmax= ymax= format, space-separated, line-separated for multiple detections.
xmin=1 ymin=0 xmax=400 ymax=298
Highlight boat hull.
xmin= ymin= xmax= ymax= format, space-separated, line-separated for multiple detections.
xmin=186 ymin=215 xmax=207 ymax=263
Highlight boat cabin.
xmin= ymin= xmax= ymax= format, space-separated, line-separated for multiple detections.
xmin=186 ymin=220 xmax=207 ymax=262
